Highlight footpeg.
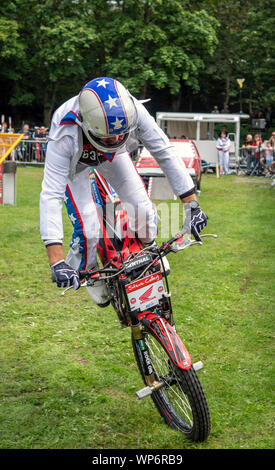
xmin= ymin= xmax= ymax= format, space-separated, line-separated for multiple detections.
xmin=136 ymin=386 xmax=154 ymax=399
xmin=136 ymin=381 xmax=164 ymax=399
xmin=193 ymin=361 xmax=204 ymax=371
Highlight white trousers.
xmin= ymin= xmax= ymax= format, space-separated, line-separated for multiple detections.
xmin=217 ymin=150 xmax=230 ymax=174
xmin=65 ymin=154 xmax=157 ymax=270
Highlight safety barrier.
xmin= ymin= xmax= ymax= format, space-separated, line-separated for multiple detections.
xmin=13 ymin=140 xmax=275 ymax=178
xmin=0 ymin=133 xmax=23 ymax=205
xmin=14 ymin=139 xmax=47 ymax=164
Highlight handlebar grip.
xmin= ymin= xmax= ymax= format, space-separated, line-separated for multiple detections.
xmin=78 ymin=270 xmax=90 ymax=279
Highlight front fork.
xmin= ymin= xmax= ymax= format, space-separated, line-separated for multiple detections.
xmin=132 ymin=323 xmax=163 ymax=391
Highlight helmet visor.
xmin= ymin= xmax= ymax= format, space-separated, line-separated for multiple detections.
xmin=82 ymin=126 xmax=131 ymax=153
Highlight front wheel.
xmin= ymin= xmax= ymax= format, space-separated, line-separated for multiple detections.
xmin=132 ymin=330 xmax=211 ymax=442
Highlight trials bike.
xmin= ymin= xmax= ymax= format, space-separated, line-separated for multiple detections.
xmin=64 ymin=169 xmax=216 ymax=442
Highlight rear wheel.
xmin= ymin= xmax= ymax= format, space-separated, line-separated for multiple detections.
xmin=132 ymin=329 xmax=211 ymax=442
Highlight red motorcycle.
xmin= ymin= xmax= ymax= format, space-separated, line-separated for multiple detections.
xmin=72 ymin=169 xmax=216 ymax=442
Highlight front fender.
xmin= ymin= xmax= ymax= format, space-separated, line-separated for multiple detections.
xmin=137 ymin=312 xmax=192 ymax=370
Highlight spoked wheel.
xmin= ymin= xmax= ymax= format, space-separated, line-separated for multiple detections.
xmin=132 ymin=330 xmax=211 ymax=442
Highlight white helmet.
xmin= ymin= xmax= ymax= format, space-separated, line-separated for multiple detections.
xmin=79 ymin=77 xmax=137 ymax=153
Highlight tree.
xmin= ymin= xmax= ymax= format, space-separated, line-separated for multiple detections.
xmin=196 ymin=0 xmax=275 ymax=114
xmin=1 ymin=0 xmax=273 ymax=123
xmin=98 ymin=0 xmax=218 ymax=110
xmin=2 ymin=0 xmax=98 ymax=126
xmin=236 ymin=1 xmax=275 ymax=112
xmin=0 ymin=6 xmax=26 ymax=115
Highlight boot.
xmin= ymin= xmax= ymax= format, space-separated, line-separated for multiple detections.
xmin=86 ymin=273 xmax=110 ymax=308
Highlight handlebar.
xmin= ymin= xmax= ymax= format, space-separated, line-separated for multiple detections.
xmin=61 ymin=233 xmax=218 ymax=296
xmin=82 ymin=232 xmax=218 ymax=274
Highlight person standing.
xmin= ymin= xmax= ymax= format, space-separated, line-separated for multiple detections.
xmin=241 ymin=134 xmax=254 ymax=175
xmin=216 ymin=130 xmax=231 ymax=175
xmin=252 ymin=134 xmax=263 ymax=175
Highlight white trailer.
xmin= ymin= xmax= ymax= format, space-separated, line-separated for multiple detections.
xmin=156 ymin=112 xmax=250 ymax=172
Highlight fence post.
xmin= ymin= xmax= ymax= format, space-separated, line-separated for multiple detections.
xmin=2 ymin=160 xmax=17 ymax=205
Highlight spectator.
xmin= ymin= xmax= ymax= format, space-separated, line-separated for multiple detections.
xmin=16 ymin=124 xmax=31 ymax=161
xmin=33 ymin=126 xmax=48 ymax=162
xmin=265 ymin=132 xmax=275 ymax=174
xmin=33 ymin=126 xmax=48 ymax=140
xmin=32 ymin=126 xmax=39 ymax=138
xmin=261 ymin=141 xmax=275 ymax=176
xmin=211 ymin=105 xmax=219 ymax=114
xmin=252 ymin=134 xmax=263 ymax=175
xmin=39 ymin=126 xmax=48 ymax=139
xmin=0 ymin=122 xmax=8 ymax=133
xmin=216 ymin=130 xmax=231 ymax=175
xmin=268 ymin=131 xmax=275 ymax=153
xmin=242 ymin=134 xmax=254 ymax=175
xmin=19 ymin=123 xmax=31 ymax=139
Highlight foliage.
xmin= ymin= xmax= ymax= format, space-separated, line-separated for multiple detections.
xmin=197 ymin=0 xmax=275 ymax=112
xmin=0 ymin=0 xmax=218 ymax=123
xmin=0 ymin=0 xmax=274 ymax=124
xmin=101 ymin=1 xmax=218 ymax=97
xmin=237 ymin=1 xmax=275 ymax=110
xmin=3 ymin=0 xmax=98 ymax=124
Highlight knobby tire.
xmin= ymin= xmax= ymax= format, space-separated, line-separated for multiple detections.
xmin=132 ymin=327 xmax=211 ymax=442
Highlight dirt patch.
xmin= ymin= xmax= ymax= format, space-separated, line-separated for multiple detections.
xmin=234 ymin=177 xmax=271 ymax=184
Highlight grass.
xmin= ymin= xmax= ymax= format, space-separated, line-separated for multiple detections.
xmin=0 ymin=167 xmax=274 ymax=449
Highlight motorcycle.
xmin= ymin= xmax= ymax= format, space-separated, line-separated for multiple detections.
xmin=64 ymin=169 xmax=216 ymax=442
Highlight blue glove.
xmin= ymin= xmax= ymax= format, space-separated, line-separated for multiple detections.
xmin=51 ymin=260 xmax=80 ymax=290
xmin=190 ymin=207 xmax=208 ymax=241
xmin=183 ymin=202 xmax=208 ymax=242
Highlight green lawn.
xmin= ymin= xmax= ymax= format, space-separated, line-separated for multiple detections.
xmin=0 ymin=167 xmax=274 ymax=449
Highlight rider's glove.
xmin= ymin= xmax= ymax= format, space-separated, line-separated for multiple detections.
xmin=183 ymin=201 xmax=208 ymax=242
xmin=51 ymin=260 xmax=80 ymax=290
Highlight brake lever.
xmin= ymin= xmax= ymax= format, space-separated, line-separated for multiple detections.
xmin=171 ymin=240 xmax=202 ymax=252
xmin=170 ymin=234 xmax=218 ymax=252
xmin=200 ymin=234 xmax=218 ymax=239
xmin=61 ymin=281 xmax=87 ymax=296
xmin=61 ymin=285 xmax=74 ymax=296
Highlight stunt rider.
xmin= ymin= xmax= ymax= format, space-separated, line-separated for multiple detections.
xmin=40 ymin=77 xmax=208 ymax=306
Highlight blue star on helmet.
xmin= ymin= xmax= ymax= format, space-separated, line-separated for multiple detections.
xmin=111 ymin=117 xmax=125 ymax=130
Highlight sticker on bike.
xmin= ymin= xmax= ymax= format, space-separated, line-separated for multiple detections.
xmin=125 ymin=272 xmax=164 ymax=311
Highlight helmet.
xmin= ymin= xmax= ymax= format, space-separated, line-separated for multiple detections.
xmin=79 ymin=77 xmax=137 ymax=153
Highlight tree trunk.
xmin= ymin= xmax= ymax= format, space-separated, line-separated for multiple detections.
xmin=43 ymin=83 xmax=57 ymax=127
xmin=171 ymin=89 xmax=182 ymax=112
xmin=139 ymin=82 xmax=148 ymax=100
xmin=223 ymin=75 xmax=230 ymax=112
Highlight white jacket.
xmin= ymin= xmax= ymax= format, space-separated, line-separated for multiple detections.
xmin=40 ymin=95 xmax=194 ymax=243
xmin=216 ymin=136 xmax=231 ymax=152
